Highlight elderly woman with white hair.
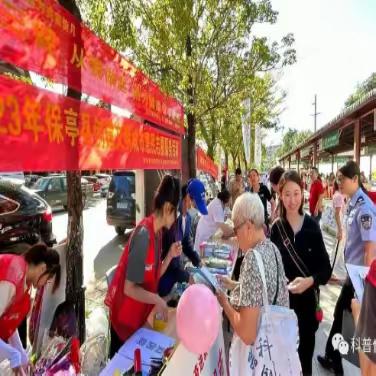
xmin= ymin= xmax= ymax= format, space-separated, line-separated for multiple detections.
xmin=217 ymin=192 xmax=289 ymax=346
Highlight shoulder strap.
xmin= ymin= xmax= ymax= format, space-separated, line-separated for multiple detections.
xmin=272 ymin=245 xmax=279 ymax=305
xmin=253 ymin=250 xmax=269 ymax=309
xmin=275 ymin=219 xmax=310 ymax=278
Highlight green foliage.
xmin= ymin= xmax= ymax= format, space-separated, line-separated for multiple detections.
xmin=79 ymin=0 xmax=296 ymax=174
xmin=345 ymin=72 xmax=376 ymax=108
xmin=277 ymin=128 xmax=313 ymax=158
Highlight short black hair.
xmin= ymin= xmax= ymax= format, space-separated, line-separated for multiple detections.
xmin=235 ymin=168 xmax=242 ymax=175
xmin=269 ymin=166 xmax=285 ymax=185
xmin=217 ymin=189 xmax=231 ymax=204
xmin=339 ymin=160 xmax=360 ymax=180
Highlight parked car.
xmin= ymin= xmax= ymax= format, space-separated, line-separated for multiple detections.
xmin=96 ymin=173 xmax=111 ymax=197
xmin=83 ymin=175 xmax=101 ymax=193
xmin=106 ymin=171 xmax=136 ymax=235
xmin=0 ymin=179 xmax=56 ymax=254
xmin=32 ymin=175 xmax=94 ymax=210
xmin=25 ymin=174 xmax=42 ymax=188
xmin=0 ymin=171 xmax=25 ymax=184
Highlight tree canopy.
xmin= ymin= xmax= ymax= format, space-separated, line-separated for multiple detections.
xmin=345 ymin=72 xmax=376 ymax=108
xmin=277 ymin=128 xmax=313 ymax=158
xmin=78 ymin=0 xmax=296 ymax=176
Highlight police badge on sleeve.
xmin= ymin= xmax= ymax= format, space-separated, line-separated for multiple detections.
xmin=360 ymin=214 xmax=372 ymax=230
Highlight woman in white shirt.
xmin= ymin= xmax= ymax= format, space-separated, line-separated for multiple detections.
xmin=331 ymin=180 xmax=347 ymax=281
xmin=194 ymin=189 xmax=234 ymax=251
xmin=0 ymin=244 xmax=60 ymax=375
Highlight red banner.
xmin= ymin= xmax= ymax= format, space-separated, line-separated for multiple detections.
xmin=196 ymin=147 xmax=218 ymax=179
xmin=0 ymin=75 xmax=181 ymax=171
xmin=0 ymin=0 xmax=185 ymax=135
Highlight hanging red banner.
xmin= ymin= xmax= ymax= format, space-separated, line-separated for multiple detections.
xmin=196 ymin=147 xmax=218 ymax=179
xmin=0 ymin=0 xmax=185 ymax=135
xmin=0 ymin=75 xmax=181 ymax=171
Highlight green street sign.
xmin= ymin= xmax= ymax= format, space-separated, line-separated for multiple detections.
xmin=322 ymin=130 xmax=339 ymax=150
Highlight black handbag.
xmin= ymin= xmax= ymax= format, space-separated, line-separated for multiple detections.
xmin=275 ymin=219 xmax=323 ymax=321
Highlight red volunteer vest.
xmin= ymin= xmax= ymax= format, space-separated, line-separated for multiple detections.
xmin=0 ymin=254 xmax=31 ymax=341
xmin=105 ymin=215 xmax=162 ymax=341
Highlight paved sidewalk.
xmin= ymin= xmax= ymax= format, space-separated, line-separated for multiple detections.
xmin=313 ymin=230 xmax=361 ymax=376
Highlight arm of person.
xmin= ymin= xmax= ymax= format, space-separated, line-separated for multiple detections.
xmin=182 ymin=234 xmax=201 ymax=267
xmin=220 ymin=295 xmax=259 ymax=345
xmin=216 ymin=222 xmax=235 ymax=237
xmin=7 ymin=330 xmax=28 ymax=366
xmin=334 ymin=207 xmax=343 ymax=241
xmin=357 ymin=209 xmax=376 ymax=266
xmin=124 ymin=280 xmax=163 ymax=306
xmin=364 ymin=241 xmax=376 ymax=267
xmin=315 ymin=193 xmax=325 ymax=214
xmin=125 ymin=226 xmax=166 ymax=303
xmin=0 ymin=337 xmax=23 ymax=370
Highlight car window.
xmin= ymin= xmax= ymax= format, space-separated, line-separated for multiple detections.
xmin=49 ymin=178 xmax=62 ymax=192
xmin=0 ymin=195 xmax=20 ymax=215
xmin=110 ymin=175 xmax=135 ymax=195
xmin=33 ymin=178 xmax=49 ymax=191
xmin=61 ymin=178 xmax=67 ymax=190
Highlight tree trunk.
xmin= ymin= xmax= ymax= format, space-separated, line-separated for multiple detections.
xmin=241 ymin=147 xmax=248 ymax=172
xmin=224 ymin=150 xmax=229 ymax=169
xmin=186 ymin=34 xmax=196 ymax=178
xmin=58 ymin=0 xmax=85 ymax=344
xmin=231 ymin=153 xmax=237 ymax=170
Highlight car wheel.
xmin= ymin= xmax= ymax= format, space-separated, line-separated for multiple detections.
xmin=115 ymin=226 xmax=125 ymax=235
xmin=63 ymin=205 xmax=68 ymax=211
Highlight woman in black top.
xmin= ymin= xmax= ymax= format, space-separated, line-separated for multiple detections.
xmin=248 ymin=169 xmax=275 ymax=230
xmin=270 ymin=170 xmax=331 ymax=375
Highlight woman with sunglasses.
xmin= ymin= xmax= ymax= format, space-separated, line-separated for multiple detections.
xmin=106 ymin=175 xmax=182 ymax=357
xmin=0 ymin=244 xmax=60 ymax=376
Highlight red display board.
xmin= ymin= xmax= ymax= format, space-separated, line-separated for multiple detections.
xmin=0 ymin=0 xmax=184 ymax=135
xmin=196 ymin=147 xmax=218 ymax=179
xmin=0 ymin=75 xmax=181 ymax=171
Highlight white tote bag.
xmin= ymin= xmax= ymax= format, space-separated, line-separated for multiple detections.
xmin=229 ymin=250 xmax=302 ymax=376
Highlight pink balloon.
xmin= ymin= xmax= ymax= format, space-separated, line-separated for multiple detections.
xmin=176 ymin=284 xmax=221 ymax=354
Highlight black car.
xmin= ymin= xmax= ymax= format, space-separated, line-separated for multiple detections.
xmin=0 ymin=179 xmax=56 ymax=254
xmin=106 ymin=171 xmax=136 ymax=235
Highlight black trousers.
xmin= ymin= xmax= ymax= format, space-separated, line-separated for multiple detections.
xmin=291 ymin=290 xmax=319 ymax=375
xmin=325 ymin=277 xmax=354 ymax=367
xmin=109 ymin=325 xmax=123 ymax=359
xmin=19 ymin=318 xmax=27 ymax=348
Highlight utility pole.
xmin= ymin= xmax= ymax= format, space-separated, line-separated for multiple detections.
xmin=311 ymin=94 xmax=321 ymax=133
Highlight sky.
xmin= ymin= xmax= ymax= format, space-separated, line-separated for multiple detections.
xmin=258 ymin=0 xmax=376 ymax=146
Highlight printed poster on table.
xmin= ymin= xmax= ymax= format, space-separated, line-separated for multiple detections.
xmin=162 ymin=327 xmax=227 ymax=376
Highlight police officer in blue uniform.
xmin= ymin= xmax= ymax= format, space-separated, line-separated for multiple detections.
xmin=318 ymin=161 xmax=376 ymax=375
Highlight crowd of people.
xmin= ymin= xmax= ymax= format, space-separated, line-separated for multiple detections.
xmin=0 ymin=160 xmax=375 ymax=375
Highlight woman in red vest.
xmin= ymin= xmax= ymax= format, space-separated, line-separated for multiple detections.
xmin=0 ymin=244 xmax=60 ymax=376
xmin=106 ymin=175 xmax=182 ymax=357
